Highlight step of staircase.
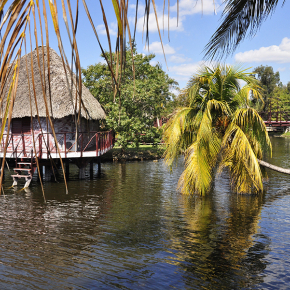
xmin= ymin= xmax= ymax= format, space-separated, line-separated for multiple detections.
xmin=14 ymin=168 xmax=32 ymax=172
xmin=11 ymin=174 xmax=31 ymax=179
xmin=12 ymin=158 xmax=36 ymax=188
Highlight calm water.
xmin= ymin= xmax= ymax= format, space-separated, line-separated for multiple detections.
xmin=0 ymin=137 xmax=290 ymax=289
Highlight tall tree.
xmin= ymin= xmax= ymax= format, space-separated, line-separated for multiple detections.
xmin=163 ymin=64 xmax=271 ymax=195
xmin=253 ymin=65 xmax=280 ymax=119
xmin=269 ymin=86 xmax=290 ymax=121
xmin=82 ymin=46 xmax=178 ymax=149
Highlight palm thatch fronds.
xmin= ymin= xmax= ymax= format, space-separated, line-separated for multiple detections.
xmin=1 ymin=47 xmax=106 ymax=120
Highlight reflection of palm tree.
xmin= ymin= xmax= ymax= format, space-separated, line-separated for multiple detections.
xmin=168 ymin=188 xmax=269 ymax=288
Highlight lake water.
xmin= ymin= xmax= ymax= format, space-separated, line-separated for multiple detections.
xmin=0 ymin=137 xmax=290 ymax=289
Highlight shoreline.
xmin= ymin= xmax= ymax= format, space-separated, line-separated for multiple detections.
xmin=101 ymin=145 xmax=165 ymax=162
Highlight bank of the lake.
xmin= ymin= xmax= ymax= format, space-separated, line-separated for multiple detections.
xmin=102 ymin=144 xmax=165 ymax=162
xmin=281 ymin=131 xmax=290 ymax=137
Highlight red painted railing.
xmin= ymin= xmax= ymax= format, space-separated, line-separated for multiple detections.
xmin=0 ymin=130 xmax=115 ymax=159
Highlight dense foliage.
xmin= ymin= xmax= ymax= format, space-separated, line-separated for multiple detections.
xmin=82 ymin=46 xmax=178 ymax=149
xmin=163 ymin=64 xmax=271 ymax=195
xmin=253 ymin=65 xmax=290 ymax=121
xmin=252 ymin=65 xmax=280 ymax=118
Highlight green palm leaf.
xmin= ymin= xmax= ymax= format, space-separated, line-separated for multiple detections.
xmin=220 ymin=123 xmax=264 ymax=193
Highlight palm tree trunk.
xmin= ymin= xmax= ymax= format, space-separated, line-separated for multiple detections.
xmin=258 ymin=159 xmax=290 ymax=175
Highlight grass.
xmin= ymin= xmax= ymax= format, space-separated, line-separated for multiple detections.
xmin=103 ymin=144 xmax=165 ymax=161
xmin=113 ymin=144 xmax=164 ymax=151
xmin=281 ymin=132 xmax=290 ymax=137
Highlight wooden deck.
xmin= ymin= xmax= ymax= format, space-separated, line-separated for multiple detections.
xmin=0 ymin=131 xmax=115 ymax=159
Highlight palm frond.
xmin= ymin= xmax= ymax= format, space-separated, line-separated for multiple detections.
xmin=178 ymin=110 xmax=221 ymax=195
xmin=204 ymin=0 xmax=280 ymax=59
xmin=220 ymin=123 xmax=264 ymax=193
xmin=163 ymin=107 xmax=196 ymax=167
xmin=232 ymin=107 xmax=272 ymax=156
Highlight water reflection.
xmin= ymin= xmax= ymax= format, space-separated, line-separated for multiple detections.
xmin=0 ymin=139 xmax=289 ymax=288
xmin=165 ymin=191 xmax=266 ymax=288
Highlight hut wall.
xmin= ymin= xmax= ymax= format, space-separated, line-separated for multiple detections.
xmin=0 ymin=116 xmax=100 ymax=156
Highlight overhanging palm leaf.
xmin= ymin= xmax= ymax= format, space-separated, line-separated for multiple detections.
xmin=204 ymin=0 xmax=281 ymax=59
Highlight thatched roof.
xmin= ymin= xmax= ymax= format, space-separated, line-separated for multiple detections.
xmin=3 ymin=47 xmax=106 ymax=120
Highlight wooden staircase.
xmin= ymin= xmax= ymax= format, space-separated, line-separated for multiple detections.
xmin=11 ymin=159 xmax=37 ymax=188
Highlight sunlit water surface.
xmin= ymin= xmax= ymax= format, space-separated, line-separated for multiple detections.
xmin=0 ymin=137 xmax=290 ymax=289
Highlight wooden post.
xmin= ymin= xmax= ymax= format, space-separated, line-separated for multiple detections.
xmin=90 ymin=160 xmax=94 ymax=180
xmin=79 ymin=166 xmax=86 ymax=179
xmin=81 ymin=134 xmax=83 ymax=157
xmin=98 ymin=158 xmax=101 ymax=177
xmin=65 ymin=160 xmax=69 ymax=181
xmin=22 ymin=134 xmax=25 ymax=157
xmin=38 ymin=165 xmax=43 ymax=182
xmin=96 ymin=133 xmax=99 ymax=156
xmin=12 ymin=135 xmax=14 ymax=157
xmin=44 ymin=165 xmax=53 ymax=181
xmin=64 ymin=133 xmax=67 ymax=158
xmin=39 ymin=134 xmax=42 ymax=159
xmin=1 ymin=161 xmax=5 ymax=181
xmin=47 ymin=133 xmax=49 ymax=159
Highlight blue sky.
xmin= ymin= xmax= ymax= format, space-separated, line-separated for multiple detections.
xmin=21 ymin=0 xmax=290 ymax=90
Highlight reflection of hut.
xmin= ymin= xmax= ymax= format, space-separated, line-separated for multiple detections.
xmin=0 ymin=47 xmax=114 ymax=187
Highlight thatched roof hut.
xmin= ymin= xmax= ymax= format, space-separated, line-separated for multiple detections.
xmin=2 ymin=47 xmax=106 ymax=120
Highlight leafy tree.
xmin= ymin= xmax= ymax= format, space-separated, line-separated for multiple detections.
xmin=253 ymin=65 xmax=280 ymax=118
xmin=82 ymin=46 xmax=178 ymax=149
xmin=287 ymin=82 xmax=290 ymax=94
xmin=163 ymin=64 xmax=271 ymax=196
xmin=269 ymin=86 xmax=290 ymax=121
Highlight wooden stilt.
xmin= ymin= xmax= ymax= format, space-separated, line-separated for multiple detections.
xmin=24 ymin=177 xmax=32 ymax=188
xmin=65 ymin=161 xmax=69 ymax=181
xmin=90 ymin=161 xmax=94 ymax=180
xmin=1 ymin=165 xmax=5 ymax=181
xmin=79 ymin=167 xmax=86 ymax=179
xmin=44 ymin=166 xmax=53 ymax=181
xmin=37 ymin=165 xmax=43 ymax=182
xmin=98 ymin=158 xmax=101 ymax=176
xmin=12 ymin=177 xmax=18 ymax=187
xmin=40 ymin=165 xmax=43 ymax=181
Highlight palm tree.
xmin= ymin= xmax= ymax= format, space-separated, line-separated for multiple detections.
xmin=163 ymin=64 xmax=272 ymax=195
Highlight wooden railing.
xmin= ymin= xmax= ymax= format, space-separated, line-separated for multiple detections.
xmin=0 ymin=130 xmax=115 ymax=159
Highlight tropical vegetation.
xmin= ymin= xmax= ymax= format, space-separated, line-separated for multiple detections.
xmin=163 ymin=64 xmax=272 ymax=195
xmin=0 ymin=0 xmax=286 ymax=191
xmin=82 ymin=46 xmax=178 ymax=149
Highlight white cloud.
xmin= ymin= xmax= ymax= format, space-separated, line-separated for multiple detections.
xmin=169 ymin=62 xmax=204 ymax=76
xmin=172 ymin=0 xmax=220 ymax=16
xmin=130 ymin=0 xmax=222 ymax=37
xmin=235 ymin=37 xmax=290 ymax=63
xmin=150 ymin=60 xmax=158 ymax=66
xmin=278 ymin=67 xmax=286 ymax=72
xmin=144 ymin=41 xmax=176 ymax=55
xmin=169 ymin=55 xmax=191 ymax=63
xmin=96 ymin=23 xmax=117 ymax=36
xmin=136 ymin=13 xmax=183 ymax=33
xmin=170 ymin=88 xmax=181 ymax=96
